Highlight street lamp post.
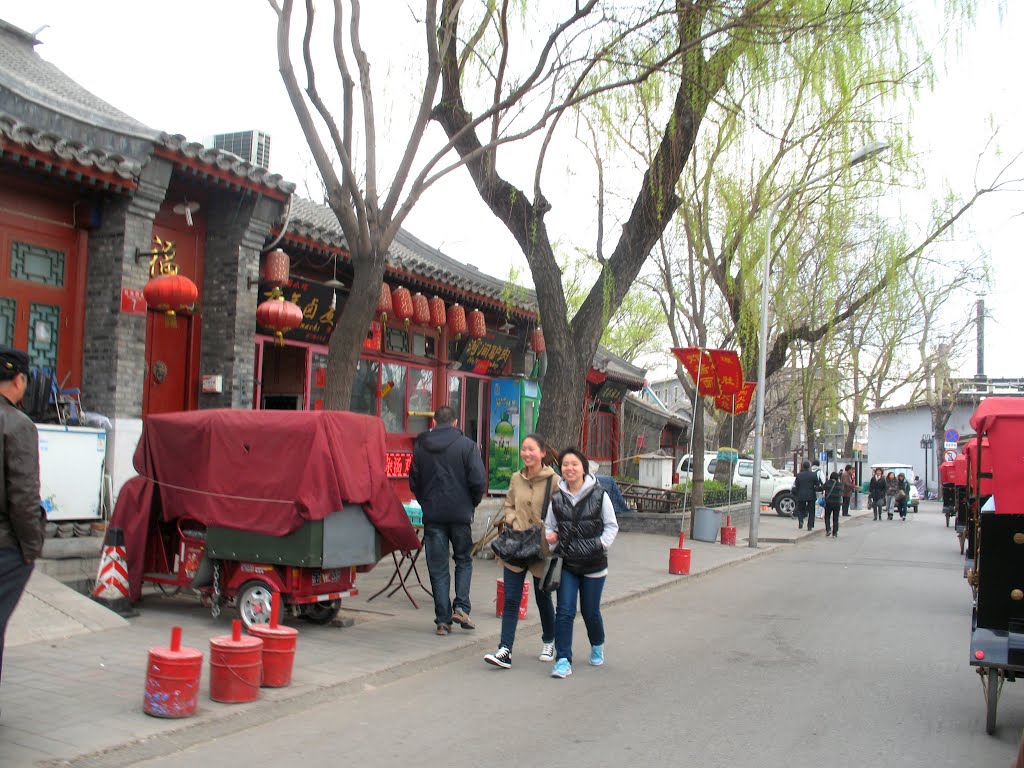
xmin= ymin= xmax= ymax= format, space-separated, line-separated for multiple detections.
xmin=749 ymin=141 xmax=889 ymax=548
xmin=920 ymin=434 xmax=932 ymax=496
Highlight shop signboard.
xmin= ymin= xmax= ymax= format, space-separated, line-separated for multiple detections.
xmin=454 ymin=333 xmax=516 ymax=376
xmin=258 ymin=278 xmax=338 ymax=345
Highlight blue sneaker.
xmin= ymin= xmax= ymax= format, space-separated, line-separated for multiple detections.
xmin=589 ymin=644 xmax=604 ymax=666
xmin=551 ymin=658 xmax=572 ymax=678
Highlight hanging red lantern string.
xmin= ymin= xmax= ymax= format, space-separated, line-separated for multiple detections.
xmin=447 ymin=303 xmax=467 ymax=340
xmin=467 ymin=308 xmax=487 ymax=339
xmin=377 ymin=283 xmax=393 ymax=324
xmin=392 ymin=286 xmax=414 ymax=327
xmin=262 ymin=248 xmax=290 ymax=288
xmin=530 ymin=326 xmax=546 ymax=354
xmin=256 ymin=287 xmax=304 ymax=346
xmin=429 ymin=296 xmax=447 ymax=334
xmin=412 ymin=292 xmax=431 ymax=326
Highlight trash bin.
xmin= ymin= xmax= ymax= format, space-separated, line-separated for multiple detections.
xmin=692 ymin=506 xmax=722 ymax=543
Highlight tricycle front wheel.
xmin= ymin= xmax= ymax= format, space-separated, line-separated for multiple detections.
xmin=237 ymin=580 xmax=275 ymax=629
xmin=302 ymin=600 xmax=341 ymax=624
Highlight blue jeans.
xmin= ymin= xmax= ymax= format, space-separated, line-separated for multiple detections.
xmin=499 ymin=566 xmax=555 ymax=651
xmin=422 ymin=523 xmax=473 ymax=627
xmin=554 ymin=568 xmax=606 ymax=664
xmin=0 ymin=546 xmax=34 ymax=683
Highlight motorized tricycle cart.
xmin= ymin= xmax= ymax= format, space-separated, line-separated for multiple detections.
xmin=109 ymin=409 xmax=420 ymax=627
xmin=964 ymin=397 xmax=1024 ymax=734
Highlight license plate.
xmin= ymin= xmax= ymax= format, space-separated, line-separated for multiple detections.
xmin=312 ymin=569 xmax=341 ymax=585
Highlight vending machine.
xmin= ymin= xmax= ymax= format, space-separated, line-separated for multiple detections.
xmin=487 ymin=378 xmax=541 ymax=492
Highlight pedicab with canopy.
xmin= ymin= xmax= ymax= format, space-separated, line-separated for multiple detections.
xmin=109 ymin=409 xmax=421 ymax=627
xmin=965 ymin=397 xmax=1024 ymax=734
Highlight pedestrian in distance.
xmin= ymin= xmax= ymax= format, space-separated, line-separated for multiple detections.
xmin=885 ymin=471 xmax=898 ymax=520
xmin=823 ymin=471 xmax=843 ymax=537
xmin=868 ymin=468 xmax=887 ymax=521
xmin=841 ymin=464 xmax=856 ymax=516
xmin=792 ymin=461 xmax=823 ymax=530
xmin=544 ymin=448 xmax=619 ymax=679
xmin=409 ymin=405 xmax=486 ymax=636
xmin=896 ymin=472 xmax=911 ymax=521
xmin=0 ymin=346 xmax=45 ymax=691
xmin=484 ymin=433 xmax=559 ymax=670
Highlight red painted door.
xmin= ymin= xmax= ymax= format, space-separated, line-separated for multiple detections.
xmin=143 ymin=314 xmax=193 ymax=414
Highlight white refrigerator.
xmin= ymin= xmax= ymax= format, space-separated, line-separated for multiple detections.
xmin=37 ymin=424 xmax=107 ymax=521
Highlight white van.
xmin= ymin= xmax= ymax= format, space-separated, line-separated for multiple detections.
xmin=865 ymin=462 xmax=920 ymax=513
xmin=676 ymin=452 xmax=797 ymax=516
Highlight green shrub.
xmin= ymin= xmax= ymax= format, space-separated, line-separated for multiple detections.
xmin=671 ymin=480 xmax=747 ymax=508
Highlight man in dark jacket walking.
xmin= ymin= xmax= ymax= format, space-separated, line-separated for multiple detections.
xmin=0 ymin=346 xmax=44 ymax=688
xmin=792 ymin=461 xmax=823 ymax=530
xmin=410 ymin=405 xmax=486 ymax=635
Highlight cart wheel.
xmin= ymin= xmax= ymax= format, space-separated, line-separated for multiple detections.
xmin=986 ymin=668 xmax=999 ymax=735
xmin=945 ymin=512 xmax=951 ymax=528
xmin=959 ymin=532 xmax=966 ymax=555
xmin=302 ymin=600 xmax=341 ymax=625
xmin=237 ymin=580 xmax=274 ymax=629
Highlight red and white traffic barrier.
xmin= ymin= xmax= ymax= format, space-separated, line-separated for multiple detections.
xmin=91 ymin=526 xmax=137 ymax=616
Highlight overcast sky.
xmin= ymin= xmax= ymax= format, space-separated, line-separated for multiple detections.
xmin=1 ymin=0 xmax=1020 ymax=386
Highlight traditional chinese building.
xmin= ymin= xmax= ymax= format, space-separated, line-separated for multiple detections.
xmin=0 ymin=18 xmax=651 ymax=504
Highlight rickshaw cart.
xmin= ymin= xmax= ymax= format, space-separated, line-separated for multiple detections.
xmin=966 ymin=398 xmax=1024 ymax=734
xmin=952 ymin=452 xmax=970 ymax=555
xmin=110 ymin=409 xmax=421 ymax=627
xmin=940 ymin=460 xmax=955 ymax=528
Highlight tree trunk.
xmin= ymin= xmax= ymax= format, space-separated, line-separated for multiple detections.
xmin=535 ymin=344 xmax=593 ymax=456
xmin=323 ymin=244 xmax=386 ymax=410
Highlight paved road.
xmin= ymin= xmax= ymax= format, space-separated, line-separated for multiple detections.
xmin=124 ymin=506 xmax=1022 ymax=767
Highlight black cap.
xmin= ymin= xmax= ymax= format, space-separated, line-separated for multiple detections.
xmin=0 ymin=345 xmax=30 ymax=377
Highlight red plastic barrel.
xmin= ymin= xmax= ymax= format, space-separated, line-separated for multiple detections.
xmin=669 ymin=547 xmax=691 ymax=575
xmin=143 ymin=626 xmax=203 ymax=718
xmin=248 ymin=623 xmax=298 ymax=687
xmin=209 ymin=620 xmax=263 ymax=703
xmin=720 ymin=527 xmax=737 ymax=545
xmin=495 ymin=577 xmax=530 ymax=619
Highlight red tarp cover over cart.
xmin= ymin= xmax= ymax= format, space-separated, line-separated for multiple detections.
xmin=110 ymin=409 xmax=421 ymax=601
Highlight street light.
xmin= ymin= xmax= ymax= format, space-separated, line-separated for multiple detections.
xmin=749 ymin=141 xmax=889 ymax=548
xmin=920 ymin=434 xmax=932 ymax=497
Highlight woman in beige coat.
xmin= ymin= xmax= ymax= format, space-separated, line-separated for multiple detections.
xmin=484 ymin=434 xmax=557 ymax=669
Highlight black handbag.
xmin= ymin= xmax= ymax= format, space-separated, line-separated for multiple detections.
xmin=541 ymin=556 xmax=563 ymax=592
xmin=490 ymin=526 xmax=544 ymax=566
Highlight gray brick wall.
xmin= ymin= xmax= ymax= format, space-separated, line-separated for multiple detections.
xmin=81 ymin=158 xmax=172 ymax=418
xmin=199 ymin=193 xmax=285 ymax=409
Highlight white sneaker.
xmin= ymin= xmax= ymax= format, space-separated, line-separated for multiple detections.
xmin=539 ymin=642 xmax=555 ymax=662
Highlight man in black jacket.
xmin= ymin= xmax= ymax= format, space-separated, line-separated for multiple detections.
xmin=409 ymin=405 xmax=486 ymax=635
xmin=0 ymin=346 xmax=44 ymax=688
xmin=792 ymin=460 xmax=823 ymax=531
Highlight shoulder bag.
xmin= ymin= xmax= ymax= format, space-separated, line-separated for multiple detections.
xmin=490 ymin=475 xmax=554 ymax=567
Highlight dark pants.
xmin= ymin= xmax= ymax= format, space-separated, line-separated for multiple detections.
xmin=499 ymin=566 xmax=555 ymax=651
xmin=0 ymin=546 xmax=33 ymax=684
xmin=796 ymin=499 xmax=815 ymax=528
xmin=422 ymin=522 xmax=473 ymax=627
xmin=554 ymin=568 xmax=606 ymax=664
xmin=842 ymin=496 xmax=852 ymax=516
xmin=824 ymin=505 xmax=840 ymax=535
xmin=872 ymin=498 xmax=884 ymax=519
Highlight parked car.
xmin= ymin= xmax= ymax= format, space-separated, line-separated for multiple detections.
xmin=677 ymin=452 xmax=797 ymax=517
xmin=863 ymin=462 xmax=920 ymax=513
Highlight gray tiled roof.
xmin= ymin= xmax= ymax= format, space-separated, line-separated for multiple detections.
xmin=0 ymin=112 xmax=142 ymax=180
xmin=594 ymin=346 xmax=647 ymax=388
xmin=287 ymin=196 xmax=537 ymax=311
xmin=159 ymin=134 xmax=296 ymax=195
xmin=625 ymin=392 xmax=690 ymax=428
xmin=0 ymin=20 xmax=157 ymax=143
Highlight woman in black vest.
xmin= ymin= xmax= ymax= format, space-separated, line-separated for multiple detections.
xmin=544 ymin=448 xmax=619 ymax=679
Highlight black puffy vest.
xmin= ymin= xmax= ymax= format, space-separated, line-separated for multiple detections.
xmin=551 ymin=483 xmax=607 ymax=575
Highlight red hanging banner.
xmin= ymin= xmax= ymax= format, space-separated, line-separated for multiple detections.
xmin=671 ymin=347 xmax=744 ymax=396
xmin=714 ymin=381 xmax=757 ymax=414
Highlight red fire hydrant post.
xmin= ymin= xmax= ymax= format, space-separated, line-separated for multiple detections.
xmin=669 ymin=532 xmax=691 ymax=575
xmin=720 ymin=515 xmax=737 ymax=546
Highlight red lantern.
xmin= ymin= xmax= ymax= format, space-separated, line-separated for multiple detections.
xmin=256 ymin=289 xmax=303 ymax=346
xmin=530 ymin=327 xmax=546 ymax=354
xmin=447 ymin=303 xmax=467 ymax=339
xmin=429 ymin=296 xmax=447 ymax=333
xmin=412 ymin=292 xmax=431 ymax=326
xmin=262 ymin=248 xmax=290 ymax=288
xmin=392 ymin=286 xmax=414 ymax=326
xmin=143 ymin=274 xmax=198 ymax=327
xmin=468 ymin=308 xmax=486 ymax=339
xmin=377 ymin=283 xmax=393 ymax=324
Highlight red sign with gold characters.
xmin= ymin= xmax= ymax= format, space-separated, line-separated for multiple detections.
xmin=671 ymin=347 xmax=744 ymax=396
xmin=385 ymin=451 xmax=414 ymax=478
xmin=714 ymin=381 xmax=757 ymax=414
